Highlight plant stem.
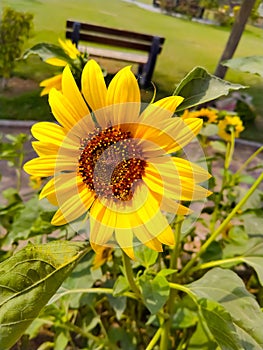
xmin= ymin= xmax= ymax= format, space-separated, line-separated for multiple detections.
xmin=178 ymin=171 xmax=263 ymax=278
xmin=170 ymin=216 xmax=183 ymax=276
xmin=169 ymin=283 xmax=214 ymax=343
xmin=122 ymin=251 xmax=141 ymax=298
xmin=210 ymin=134 xmax=235 ymax=232
xmin=49 ymin=287 xmax=137 ymax=302
xmin=224 ymin=130 xmax=235 ymax=170
xmin=235 ymin=145 xmax=263 ymax=176
xmin=191 ymin=256 xmax=244 ymax=272
xmin=160 ymin=217 xmax=183 ymax=350
xmin=145 ymin=327 xmax=162 ymax=350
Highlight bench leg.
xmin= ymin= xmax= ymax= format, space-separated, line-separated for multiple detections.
xmin=72 ymin=22 xmax=81 ymax=47
xmin=138 ymin=36 xmax=161 ymax=89
xmin=137 ymin=64 xmax=143 ymax=77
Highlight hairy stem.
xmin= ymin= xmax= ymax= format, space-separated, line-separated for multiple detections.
xmin=122 ymin=251 xmax=141 ymax=298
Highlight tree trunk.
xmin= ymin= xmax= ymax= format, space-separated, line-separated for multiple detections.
xmin=214 ymin=0 xmax=256 ymax=79
xmin=0 ymin=77 xmax=8 ymax=90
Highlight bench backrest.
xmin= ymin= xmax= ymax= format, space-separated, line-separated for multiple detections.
xmin=66 ymin=20 xmax=165 ymax=54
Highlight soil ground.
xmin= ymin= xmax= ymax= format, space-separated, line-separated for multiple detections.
xmin=0 ymin=77 xmax=38 ymax=97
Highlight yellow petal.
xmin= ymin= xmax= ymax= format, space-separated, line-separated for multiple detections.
xmin=39 ymin=177 xmax=56 ymax=200
xmin=52 ymin=186 xmax=95 ymax=225
xmin=150 ymin=156 xmax=211 ymax=184
xmin=31 ymin=122 xmax=65 ymax=145
xmin=81 ymin=59 xmax=107 ymax=111
xmin=156 ymin=224 xmax=175 ymax=246
xmin=153 ymin=96 xmax=184 ymax=112
xmin=106 ymin=66 xmax=141 ymax=123
xmin=58 ymin=38 xmax=80 ymax=59
xmin=136 ymin=117 xmax=203 ymax=155
xmin=39 ymin=177 xmax=59 ymax=206
xmin=90 ymin=198 xmax=117 ymax=229
xmin=90 ymin=201 xmax=115 ymax=247
xmin=24 ymin=154 xmax=77 ymax=177
xmin=107 ymin=66 xmax=140 ymax=105
xmin=151 ymin=191 xmax=192 ymax=216
xmin=143 ymin=165 xmax=212 ymax=201
xmin=49 ymin=88 xmax=92 ymax=134
xmin=172 ymin=157 xmax=211 ymax=183
xmin=40 ymin=74 xmax=62 ymax=95
xmin=133 ymin=225 xmax=163 ymax=252
xmin=133 ymin=185 xmax=173 ymax=243
xmin=140 ymin=96 xmax=184 ymax=123
xmin=115 ymin=228 xmax=135 ymax=259
xmin=45 ymin=57 xmax=67 ymax=66
xmin=23 ymin=156 xmax=56 ymax=177
xmin=62 ymin=65 xmax=90 ymax=118
xmin=32 ymin=141 xmax=59 ymax=156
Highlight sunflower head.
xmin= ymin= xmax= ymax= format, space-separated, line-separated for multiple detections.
xmin=182 ymin=108 xmax=218 ymax=123
xmin=24 ymin=59 xmax=212 ymax=259
xmin=218 ymin=115 xmax=244 ymax=141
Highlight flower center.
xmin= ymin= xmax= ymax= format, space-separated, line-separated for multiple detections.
xmin=78 ymin=126 xmax=146 ymax=201
xmin=200 ymin=115 xmax=209 ymax=122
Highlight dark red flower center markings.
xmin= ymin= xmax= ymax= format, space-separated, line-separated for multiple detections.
xmin=78 ymin=126 xmax=146 ymax=201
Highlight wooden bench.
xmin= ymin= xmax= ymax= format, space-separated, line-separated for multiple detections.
xmin=66 ymin=20 xmax=165 ymax=88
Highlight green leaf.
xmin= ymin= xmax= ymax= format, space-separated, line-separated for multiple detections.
xmin=113 ymin=275 xmax=130 ymax=296
xmin=188 ymin=268 xmax=263 ymax=350
xmin=199 ymin=298 xmax=242 ymax=350
xmin=200 ymin=124 xmax=218 ymax=137
xmin=222 ymin=56 xmax=263 ymax=77
xmin=8 ymin=196 xmax=56 ymax=241
xmin=22 ymin=43 xmax=72 ymax=64
xmin=237 ymin=189 xmax=263 ymax=211
xmin=210 ymin=140 xmax=227 ymax=153
xmin=223 ymin=236 xmax=263 ymax=287
xmin=0 ymin=241 xmax=88 ymax=350
xmin=134 ymin=245 xmax=158 ymax=268
xmin=240 ymin=212 xmax=263 ymax=235
xmin=108 ymin=295 xmax=127 ymax=320
xmin=242 ymin=257 xmax=263 ymax=286
xmin=173 ymin=67 xmax=245 ymax=112
xmin=173 ymin=300 xmax=198 ymax=329
xmin=56 ymin=250 xmax=100 ymax=308
xmin=54 ymin=331 xmax=68 ymax=350
xmin=188 ymin=322 xmax=219 ymax=350
xmin=108 ymin=327 xmax=136 ymax=350
xmin=139 ymin=274 xmax=170 ymax=314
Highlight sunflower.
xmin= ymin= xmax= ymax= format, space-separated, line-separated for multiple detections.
xmin=39 ymin=39 xmax=83 ymax=96
xmin=24 ymin=59 xmax=211 ymax=258
xmin=218 ymin=115 xmax=244 ymax=141
xmin=181 ymin=108 xmax=218 ymax=123
xmin=92 ymin=246 xmax=114 ymax=269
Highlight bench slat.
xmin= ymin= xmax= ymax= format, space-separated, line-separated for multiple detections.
xmin=66 ymin=31 xmax=161 ymax=53
xmin=66 ymin=20 xmax=165 ymax=44
xmin=78 ymin=45 xmax=148 ymax=65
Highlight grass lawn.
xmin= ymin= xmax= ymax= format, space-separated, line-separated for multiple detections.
xmin=0 ymin=0 xmax=263 ymax=140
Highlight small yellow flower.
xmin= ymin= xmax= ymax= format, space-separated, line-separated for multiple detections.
xmin=58 ymin=38 xmax=80 ymax=60
xmin=218 ymin=115 xmax=244 ymax=142
xmin=39 ymin=74 xmax=63 ymax=96
xmin=182 ymin=108 xmax=218 ymax=123
xmin=29 ymin=175 xmax=42 ymax=190
xmin=24 ymin=59 xmax=212 ymax=258
xmin=39 ymin=39 xmax=82 ymax=96
xmin=92 ymin=246 xmax=114 ymax=269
